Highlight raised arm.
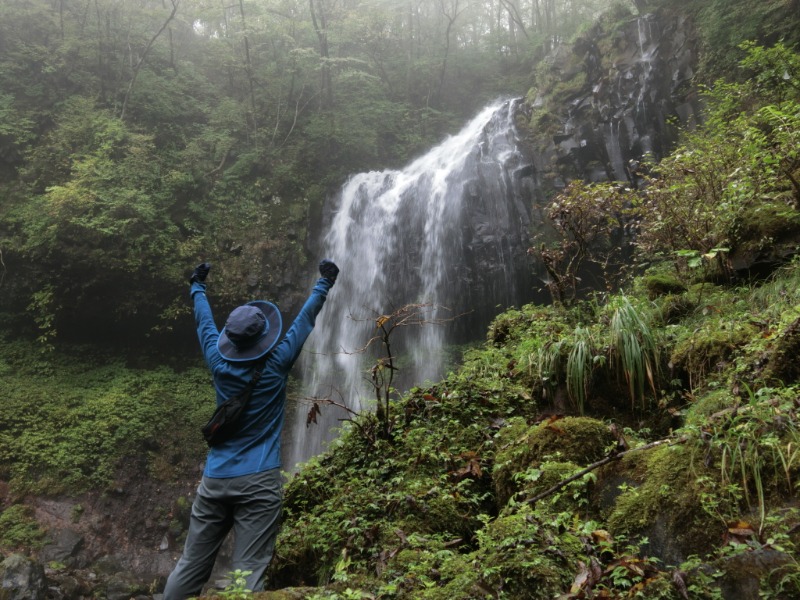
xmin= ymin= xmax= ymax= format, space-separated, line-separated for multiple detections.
xmin=271 ymin=259 xmax=339 ymax=373
xmin=188 ymin=262 xmax=224 ymax=370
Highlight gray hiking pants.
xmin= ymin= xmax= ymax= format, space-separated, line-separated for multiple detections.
xmin=162 ymin=468 xmax=283 ymax=600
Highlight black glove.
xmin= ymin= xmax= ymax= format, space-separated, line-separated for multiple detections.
xmin=319 ymin=259 xmax=339 ymax=282
xmin=189 ymin=262 xmax=211 ymax=284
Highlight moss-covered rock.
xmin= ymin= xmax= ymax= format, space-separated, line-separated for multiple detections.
xmin=606 ymin=441 xmax=727 ymax=565
xmin=415 ymin=506 xmax=582 ymax=600
xmin=493 ymin=416 xmax=614 ymax=507
xmin=670 ymin=320 xmax=758 ymax=383
xmin=683 ymin=388 xmax=739 ymax=425
xmin=729 ymin=202 xmax=800 ymax=278
xmin=516 ymin=460 xmax=587 ymax=512
xmin=643 ymin=273 xmax=688 ymax=299
xmin=762 ymin=315 xmax=800 ymax=385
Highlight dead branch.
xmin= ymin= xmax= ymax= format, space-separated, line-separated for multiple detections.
xmin=345 ymin=302 xmax=471 ymax=357
xmin=527 ymin=435 xmax=688 ymax=505
xmin=205 ymin=148 xmax=230 ymax=178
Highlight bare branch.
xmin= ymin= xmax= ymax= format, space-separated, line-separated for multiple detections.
xmin=120 ymin=0 xmax=180 ymax=120
xmin=527 ymin=435 xmax=688 ymax=505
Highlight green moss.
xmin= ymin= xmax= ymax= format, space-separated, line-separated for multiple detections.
xmin=426 ymin=506 xmax=581 ymax=600
xmin=516 ymin=460 xmax=586 ymax=512
xmin=0 ymin=505 xmax=47 ymax=551
xmin=381 ymin=541 xmax=469 ymax=599
xmin=643 ymin=274 xmax=688 ymax=299
xmin=657 ymin=293 xmax=697 ymax=325
xmin=378 ymin=506 xmax=583 ymax=599
xmin=670 ymin=320 xmax=758 ymax=383
xmin=607 ymin=442 xmax=726 ymax=562
xmin=731 ymin=202 xmax=800 ymax=247
xmin=493 ymin=417 xmax=614 ymax=507
xmin=762 ymin=315 xmax=800 ymax=385
xmin=684 ymin=389 xmax=738 ymax=425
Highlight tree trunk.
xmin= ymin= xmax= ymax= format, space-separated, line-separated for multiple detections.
xmin=119 ymin=0 xmax=179 ymax=121
xmin=309 ymin=0 xmax=333 ymax=109
xmin=238 ymin=0 xmax=259 ymax=146
xmin=437 ymin=0 xmax=462 ymax=106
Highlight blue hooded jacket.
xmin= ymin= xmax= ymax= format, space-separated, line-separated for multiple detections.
xmin=190 ymin=277 xmax=333 ymax=478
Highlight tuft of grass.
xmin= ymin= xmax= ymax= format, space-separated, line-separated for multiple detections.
xmin=566 ymin=327 xmax=595 ymax=414
xmin=607 ymin=296 xmax=660 ymax=410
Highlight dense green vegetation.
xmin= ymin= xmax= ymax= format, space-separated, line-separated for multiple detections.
xmin=0 ymin=338 xmax=210 ymax=499
xmin=1 ymin=0 xmax=800 ymax=598
xmin=260 ymin=40 xmax=800 ymax=598
xmin=0 ymin=0 xmax=622 ymax=344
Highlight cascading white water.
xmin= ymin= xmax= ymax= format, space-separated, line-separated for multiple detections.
xmin=284 ymin=99 xmax=537 ymax=469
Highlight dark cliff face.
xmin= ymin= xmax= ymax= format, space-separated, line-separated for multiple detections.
xmin=520 ymin=7 xmax=701 ymax=199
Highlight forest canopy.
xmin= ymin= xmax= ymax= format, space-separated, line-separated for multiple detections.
xmin=0 ymin=0 xmax=641 ymax=346
xmin=0 ymin=0 xmax=798 ymax=347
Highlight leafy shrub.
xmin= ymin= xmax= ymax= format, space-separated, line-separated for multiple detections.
xmin=0 ymin=505 xmax=46 ymax=550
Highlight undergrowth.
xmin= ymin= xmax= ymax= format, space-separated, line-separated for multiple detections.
xmin=0 ymin=337 xmax=209 ymax=497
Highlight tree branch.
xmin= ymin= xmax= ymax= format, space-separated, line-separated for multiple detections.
xmin=120 ymin=0 xmax=179 ymax=120
xmin=527 ymin=435 xmax=688 ymax=505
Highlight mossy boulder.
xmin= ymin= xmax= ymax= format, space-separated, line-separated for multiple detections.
xmin=762 ymin=315 xmax=800 ymax=385
xmin=606 ymin=442 xmax=727 ymax=565
xmin=670 ymin=321 xmax=757 ymax=382
xmin=643 ymin=273 xmax=688 ymax=299
xmin=515 ymin=460 xmax=587 ymax=512
xmin=683 ymin=389 xmax=739 ymax=425
xmin=493 ymin=416 xmax=614 ymax=506
xmin=729 ymin=202 xmax=800 ymax=278
xmin=382 ymin=541 xmax=471 ymax=599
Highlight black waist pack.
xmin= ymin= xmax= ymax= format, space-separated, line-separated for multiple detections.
xmin=201 ymin=357 xmax=267 ymax=447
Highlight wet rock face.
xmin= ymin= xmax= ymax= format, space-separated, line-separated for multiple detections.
xmin=523 ymin=8 xmax=701 ymax=197
xmin=1 ymin=554 xmax=47 ymax=600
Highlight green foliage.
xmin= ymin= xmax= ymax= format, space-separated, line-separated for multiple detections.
xmin=606 ymin=296 xmax=661 ymax=409
xmin=0 ymin=504 xmax=46 ymax=551
xmin=0 ymin=505 xmax=46 ymax=551
xmin=739 ymin=40 xmax=800 ymax=102
xmin=686 ymin=0 xmax=800 ymax=77
xmin=698 ymin=385 xmax=800 ymax=531
xmin=0 ymin=336 xmax=209 ymax=495
xmin=219 ymin=570 xmax=253 ymax=600
xmin=0 ymin=93 xmax=34 ymax=153
xmin=501 ymin=295 xmax=662 ymax=413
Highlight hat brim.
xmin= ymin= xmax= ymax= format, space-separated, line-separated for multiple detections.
xmin=217 ymin=301 xmax=282 ymax=362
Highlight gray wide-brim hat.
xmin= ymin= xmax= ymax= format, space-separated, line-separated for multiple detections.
xmin=217 ymin=300 xmax=282 ymax=362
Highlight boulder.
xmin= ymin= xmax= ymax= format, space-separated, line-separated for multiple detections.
xmin=0 ymin=554 xmax=47 ymax=600
xmin=39 ymin=528 xmax=85 ymax=568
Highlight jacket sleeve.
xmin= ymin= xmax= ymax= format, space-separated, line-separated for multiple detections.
xmin=272 ymin=277 xmax=333 ymax=373
xmin=191 ymin=282 xmax=224 ymax=370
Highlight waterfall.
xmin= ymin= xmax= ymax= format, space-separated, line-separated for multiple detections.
xmin=283 ymin=99 xmax=538 ymax=469
xmin=634 ymin=14 xmax=659 ymax=150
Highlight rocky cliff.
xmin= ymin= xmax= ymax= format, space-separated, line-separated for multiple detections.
xmin=520 ymin=5 xmax=701 ymax=199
